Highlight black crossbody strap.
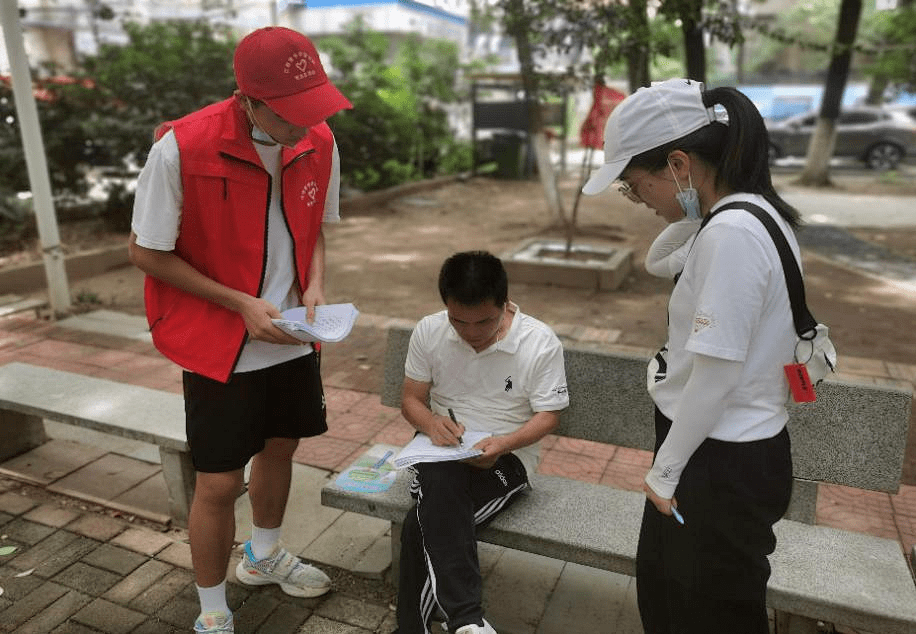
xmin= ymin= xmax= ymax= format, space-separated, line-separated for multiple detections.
xmin=700 ymin=201 xmax=818 ymax=338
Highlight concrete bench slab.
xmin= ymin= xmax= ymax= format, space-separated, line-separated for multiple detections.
xmin=0 ymin=362 xmax=193 ymax=526
xmin=326 ymin=323 xmax=916 ymax=634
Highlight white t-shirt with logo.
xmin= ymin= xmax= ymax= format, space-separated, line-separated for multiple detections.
xmin=131 ymin=129 xmax=341 ymax=373
xmin=404 ymin=305 xmax=570 ymax=474
xmin=647 ymin=193 xmax=797 ymax=442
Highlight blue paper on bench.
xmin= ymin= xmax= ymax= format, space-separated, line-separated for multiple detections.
xmin=334 ymin=444 xmax=400 ymax=493
xmin=394 ymin=430 xmax=491 ymax=468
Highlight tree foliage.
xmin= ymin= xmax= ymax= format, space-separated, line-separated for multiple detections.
xmin=317 ymin=17 xmax=468 ymax=191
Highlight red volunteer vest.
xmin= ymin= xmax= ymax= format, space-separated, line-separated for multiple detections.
xmin=144 ymin=97 xmax=333 ymax=382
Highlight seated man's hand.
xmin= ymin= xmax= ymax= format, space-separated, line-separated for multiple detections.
xmin=463 ymin=436 xmax=506 ymax=470
xmin=424 ymin=414 xmax=465 ymax=447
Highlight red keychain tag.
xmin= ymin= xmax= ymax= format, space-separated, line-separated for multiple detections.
xmin=785 ymin=363 xmax=816 ymax=402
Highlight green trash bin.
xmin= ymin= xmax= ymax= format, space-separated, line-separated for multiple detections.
xmin=491 ymin=132 xmax=527 ymax=179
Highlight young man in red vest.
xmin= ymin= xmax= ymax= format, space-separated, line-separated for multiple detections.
xmin=129 ymin=27 xmax=351 ymax=634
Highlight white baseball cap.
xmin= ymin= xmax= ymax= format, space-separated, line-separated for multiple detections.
xmin=582 ymin=78 xmax=717 ymax=195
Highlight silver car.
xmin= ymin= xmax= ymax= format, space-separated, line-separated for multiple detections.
xmin=766 ymin=106 xmax=916 ymax=170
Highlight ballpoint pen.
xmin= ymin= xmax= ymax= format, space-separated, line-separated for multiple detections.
xmin=670 ymin=504 xmax=685 ymax=525
xmin=447 ymin=408 xmax=464 ymax=447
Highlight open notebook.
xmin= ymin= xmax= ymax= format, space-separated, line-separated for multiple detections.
xmin=272 ymin=303 xmax=359 ymax=343
xmin=394 ymin=430 xmax=492 ymax=469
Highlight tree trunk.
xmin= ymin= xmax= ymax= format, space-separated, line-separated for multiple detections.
xmin=627 ymin=0 xmax=651 ymax=91
xmin=504 ymin=0 xmax=566 ymax=224
xmin=682 ymin=0 xmax=706 ymax=84
xmin=799 ymin=0 xmax=862 ymax=186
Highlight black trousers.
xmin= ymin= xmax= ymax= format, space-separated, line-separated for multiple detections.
xmin=636 ymin=407 xmax=793 ymax=634
xmin=396 ymin=454 xmax=529 ymax=634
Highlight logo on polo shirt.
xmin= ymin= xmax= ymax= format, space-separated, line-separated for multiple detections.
xmin=504 ymin=376 xmax=513 ymax=392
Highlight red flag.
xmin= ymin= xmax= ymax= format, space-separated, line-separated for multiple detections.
xmin=580 ymin=83 xmax=626 ymax=149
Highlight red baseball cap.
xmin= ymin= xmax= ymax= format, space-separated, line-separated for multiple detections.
xmin=233 ymin=27 xmax=352 ymax=128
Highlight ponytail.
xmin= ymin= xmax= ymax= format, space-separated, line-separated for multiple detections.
xmin=703 ymin=87 xmax=801 ymax=228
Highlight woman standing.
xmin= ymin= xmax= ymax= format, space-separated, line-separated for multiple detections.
xmin=583 ymin=78 xmax=798 ymax=633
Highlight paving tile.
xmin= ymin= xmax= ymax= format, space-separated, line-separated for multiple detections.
xmin=11 ymin=531 xmax=100 ymax=578
xmin=110 ymin=472 xmax=170 ymax=520
xmin=817 ymin=483 xmax=899 ymax=540
xmin=66 ymin=513 xmax=127 ymax=542
xmin=56 ymin=561 xmax=121 ymax=596
xmin=550 ymin=436 xmax=618 ymax=461
xmin=293 ymin=435 xmax=364 ymax=472
xmin=537 ymin=563 xmax=638 ymax=634
xmin=0 ymin=440 xmax=107 ymax=486
xmin=372 ymin=417 xmax=416 ymax=447
xmin=536 ymin=448 xmax=607 ymax=484
xmin=48 ymin=454 xmax=160 ymax=503
xmin=155 ymin=540 xmax=193 ymax=570
xmin=600 ymin=460 xmax=648 ymax=493
xmin=0 ymin=490 xmax=39 ymax=515
xmin=127 ymin=566 xmax=194 ymax=614
xmin=102 ymin=559 xmax=172 ymax=604
xmin=0 ymin=562 xmax=44 ymax=600
xmin=110 ymin=526 xmax=174 ymax=556
xmin=254 ymin=600 xmax=312 ymax=633
xmin=1 ymin=517 xmax=57 ymax=545
xmin=130 ymin=618 xmax=183 ymax=634
xmin=81 ymin=543 xmax=147 ymax=576
xmin=0 ymin=579 xmax=69 ymax=630
xmin=50 ymin=620 xmax=113 ymax=633
xmin=232 ymin=591 xmax=281 ymax=632
xmin=314 ymin=594 xmax=390 ymax=630
xmin=295 ymin=614 xmax=370 ymax=633
xmin=326 ymin=410 xmax=390 ymax=443
xmin=21 ymin=503 xmax=82 ymax=528
xmin=890 ymin=482 xmax=916 ymax=519
xmin=151 ymin=593 xmax=201 ymax=628
xmin=72 ymin=597 xmax=148 ymax=634
xmin=481 ymin=548 xmax=564 ymax=634
xmin=0 ymin=510 xmax=13 ymax=527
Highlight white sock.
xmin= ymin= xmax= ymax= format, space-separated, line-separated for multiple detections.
xmin=196 ymin=580 xmax=229 ymax=616
xmin=250 ymin=525 xmax=281 ymax=560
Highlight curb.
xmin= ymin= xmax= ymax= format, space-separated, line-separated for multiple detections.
xmin=0 ymin=244 xmax=130 ymax=295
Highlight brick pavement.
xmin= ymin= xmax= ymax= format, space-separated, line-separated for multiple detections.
xmin=0 ymin=309 xmax=914 ymax=632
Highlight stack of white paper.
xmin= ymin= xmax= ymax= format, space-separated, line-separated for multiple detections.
xmin=394 ymin=430 xmax=492 ymax=469
xmin=272 ymin=303 xmax=360 ymax=343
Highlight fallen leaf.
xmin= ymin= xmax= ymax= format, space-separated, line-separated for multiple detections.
xmin=0 ymin=546 xmax=18 ymax=556
xmin=0 ymin=586 xmax=4 ymax=597
xmin=14 ymin=568 xmax=34 ymax=577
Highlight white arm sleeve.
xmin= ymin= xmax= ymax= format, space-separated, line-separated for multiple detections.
xmin=644 ymin=219 xmax=702 ymax=278
xmin=644 ymin=353 xmax=744 ymax=499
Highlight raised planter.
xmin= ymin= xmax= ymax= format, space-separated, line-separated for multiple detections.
xmin=502 ymin=238 xmax=633 ymax=291
xmin=0 ymin=245 xmax=130 ymax=295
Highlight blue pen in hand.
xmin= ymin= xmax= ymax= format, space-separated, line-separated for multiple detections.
xmin=670 ymin=504 xmax=685 ymax=525
xmin=447 ymin=408 xmax=464 ymax=447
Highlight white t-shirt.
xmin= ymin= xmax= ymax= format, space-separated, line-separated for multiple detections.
xmin=647 ymin=193 xmax=797 ymax=442
xmin=404 ymin=305 xmax=569 ymax=474
xmin=131 ymin=129 xmax=341 ymax=373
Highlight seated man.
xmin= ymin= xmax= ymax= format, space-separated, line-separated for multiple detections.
xmin=395 ymin=251 xmax=569 ymax=634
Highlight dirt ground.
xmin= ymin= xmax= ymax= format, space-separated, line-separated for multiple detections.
xmin=27 ymin=170 xmax=915 ymax=370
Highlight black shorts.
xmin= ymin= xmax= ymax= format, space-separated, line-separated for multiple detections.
xmin=182 ymin=353 xmax=327 ymax=473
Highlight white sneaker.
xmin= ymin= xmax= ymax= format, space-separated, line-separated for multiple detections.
xmin=235 ymin=542 xmax=331 ymax=598
xmin=193 ymin=611 xmax=233 ymax=633
xmin=455 ymin=619 xmax=497 ymax=634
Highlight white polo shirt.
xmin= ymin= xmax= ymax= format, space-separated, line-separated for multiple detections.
xmin=648 ymin=193 xmax=797 ymax=442
xmin=131 ymin=129 xmax=341 ymax=373
xmin=404 ymin=305 xmax=569 ymax=474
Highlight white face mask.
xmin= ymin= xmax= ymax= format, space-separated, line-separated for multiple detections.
xmin=668 ymin=161 xmax=702 ymax=220
xmin=250 ymin=124 xmax=277 ymax=146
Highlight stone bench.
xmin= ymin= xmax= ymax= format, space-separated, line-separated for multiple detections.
xmin=322 ymin=324 xmax=916 ymax=634
xmin=0 ymin=362 xmax=194 ymax=527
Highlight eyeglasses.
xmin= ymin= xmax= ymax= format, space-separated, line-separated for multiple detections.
xmin=615 ymin=173 xmax=648 ymax=203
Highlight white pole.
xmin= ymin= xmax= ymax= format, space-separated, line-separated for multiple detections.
xmin=0 ymin=1 xmax=71 ymax=315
